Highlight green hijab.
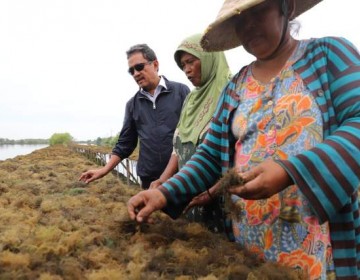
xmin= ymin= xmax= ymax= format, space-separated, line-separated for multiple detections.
xmin=174 ymin=33 xmax=232 ymax=145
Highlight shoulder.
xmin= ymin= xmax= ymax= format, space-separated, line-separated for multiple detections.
xmin=233 ymin=65 xmax=248 ymax=81
xmin=125 ymin=95 xmax=137 ymax=110
xmin=304 ymin=37 xmax=360 ymax=60
xmin=224 ymin=65 xmax=248 ymax=94
xmin=308 ymin=36 xmax=357 ymax=47
xmin=127 ymin=93 xmax=138 ymax=103
xmin=295 ymin=37 xmax=360 ymax=76
xmin=209 ymin=67 xmax=245 ymax=112
xmin=163 ymin=76 xmax=190 ymax=93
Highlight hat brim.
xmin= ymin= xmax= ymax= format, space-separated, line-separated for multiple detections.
xmin=201 ymin=0 xmax=323 ymax=52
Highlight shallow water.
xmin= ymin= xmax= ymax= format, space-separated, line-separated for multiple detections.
xmin=0 ymin=144 xmax=48 ymax=160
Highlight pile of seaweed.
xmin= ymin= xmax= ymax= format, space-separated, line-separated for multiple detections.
xmin=0 ymin=145 xmax=305 ymax=279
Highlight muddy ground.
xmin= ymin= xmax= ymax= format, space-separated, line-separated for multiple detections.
xmin=0 ymin=145 xmax=305 ymax=280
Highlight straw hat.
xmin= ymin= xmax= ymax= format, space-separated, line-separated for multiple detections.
xmin=201 ymin=0 xmax=323 ymax=51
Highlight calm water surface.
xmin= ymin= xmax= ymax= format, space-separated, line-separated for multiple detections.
xmin=0 ymin=144 xmax=48 ymax=161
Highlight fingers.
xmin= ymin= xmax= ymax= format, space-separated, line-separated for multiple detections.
xmin=228 ymin=167 xmax=275 ymax=200
xmin=79 ymin=175 xmax=92 ymax=184
xmin=127 ymin=195 xmax=145 ymax=221
xmin=137 ymin=190 xmax=166 ymax=221
xmin=79 ymin=176 xmax=90 ymax=183
xmin=228 ymin=168 xmax=264 ymax=199
xmin=85 ymin=175 xmax=97 ymax=184
xmin=240 ymin=169 xmax=258 ymax=184
xmin=127 ymin=190 xmax=167 ymax=223
xmin=184 ymin=197 xmax=198 ymax=213
xmin=135 ymin=205 xmax=154 ymax=223
xmin=227 ymin=160 xmax=291 ymax=200
xmin=229 ymin=179 xmax=264 ymax=199
xmin=149 ymin=180 xmax=161 ymax=189
xmin=79 ymin=170 xmax=103 ymax=184
xmin=78 ymin=173 xmax=87 ymax=182
xmin=184 ymin=192 xmax=213 ymax=212
xmin=79 ymin=171 xmax=93 ymax=183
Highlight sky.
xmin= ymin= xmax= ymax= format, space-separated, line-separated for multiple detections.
xmin=0 ymin=0 xmax=359 ymax=141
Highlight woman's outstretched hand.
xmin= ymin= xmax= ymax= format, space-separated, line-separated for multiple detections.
xmin=127 ymin=189 xmax=167 ymax=223
xmin=228 ymin=159 xmax=293 ymax=199
xmin=184 ymin=182 xmax=221 ymax=213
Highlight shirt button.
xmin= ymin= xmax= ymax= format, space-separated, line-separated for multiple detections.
xmin=318 ymin=90 xmax=324 ymax=97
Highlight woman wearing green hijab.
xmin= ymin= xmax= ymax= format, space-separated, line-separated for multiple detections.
xmin=150 ymin=33 xmax=232 ymax=234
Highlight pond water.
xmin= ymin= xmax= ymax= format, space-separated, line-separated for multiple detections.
xmin=0 ymin=144 xmax=48 ymax=161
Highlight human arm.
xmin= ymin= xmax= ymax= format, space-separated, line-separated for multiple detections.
xmin=79 ymin=154 xmax=122 ymax=184
xmin=111 ymin=99 xmax=138 ymax=160
xmin=278 ymin=37 xmax=360 ymax=222
xmin=149 ymin=153 xmax=179 ymax=189
xmin=80 ymin=99 xmax=138 ymax=184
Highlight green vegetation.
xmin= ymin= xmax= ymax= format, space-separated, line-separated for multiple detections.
xmin=0 ymin=138 xmax=49 ymax=145
xmin=49 ymin=133 xmax=73 ymax=146
xmin=77 ymin=133 xmax=120 ymax=147
xmin=1 ymin=132 xmax=120 ymax=148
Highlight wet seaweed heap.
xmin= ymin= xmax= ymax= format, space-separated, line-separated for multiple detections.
xmin=0 ymin=145 xmax=305 ymax=279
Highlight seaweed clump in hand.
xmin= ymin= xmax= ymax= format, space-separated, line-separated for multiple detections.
xmin=218 ymin=167 xmax=245 ymax=221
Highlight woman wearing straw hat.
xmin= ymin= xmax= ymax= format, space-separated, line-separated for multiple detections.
xmin=128 ymin=0 xmax=360 ymax=278
xmin=150 ymin=33 xmax=232 ymax=235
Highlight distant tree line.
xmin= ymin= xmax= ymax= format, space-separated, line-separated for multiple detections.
xmin=0 ymin=138 xmax=49 ymax=145
xmin=1 ymin=132 xmax=121 ymax=147
xmin=77 ymin=133 xmax=120 ymax=147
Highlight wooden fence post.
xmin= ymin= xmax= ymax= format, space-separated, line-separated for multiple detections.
xmin=72 ymin=144 xmax=139 ymax=185
xmin=126 ymin=159 xmax=130 ymax=186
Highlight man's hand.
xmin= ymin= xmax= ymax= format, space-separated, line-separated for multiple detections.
xmin=149 ymin=179 xmax=163 ymax=189
xmin=79 ymin=168 xmax=106 ymax=184
xmin=127 ymin=189 xmax=167 ymax=223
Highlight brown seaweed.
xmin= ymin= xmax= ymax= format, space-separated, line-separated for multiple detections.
xmin=217 ymin=167 xmax=245 ymax=221
xmin=0 ymin=145 xmax=307 ymax=279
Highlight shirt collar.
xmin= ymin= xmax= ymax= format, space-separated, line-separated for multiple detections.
xmin=140 ymin=76 xmax=167 ymax=96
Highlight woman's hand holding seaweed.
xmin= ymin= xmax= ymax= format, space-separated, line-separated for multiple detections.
xmin=228 ymin=159 xmax=293 ymax=200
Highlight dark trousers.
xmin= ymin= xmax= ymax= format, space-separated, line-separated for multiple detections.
xmin=140 ymin=176 xmax=158 ymax=190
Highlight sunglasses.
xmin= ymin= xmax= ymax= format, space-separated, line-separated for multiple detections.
xmin=128 ymin=61 xmax=152 ymax=75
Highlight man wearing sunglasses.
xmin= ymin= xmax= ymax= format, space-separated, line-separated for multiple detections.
xmin=79 ymin=44 xmax=189 ymax=189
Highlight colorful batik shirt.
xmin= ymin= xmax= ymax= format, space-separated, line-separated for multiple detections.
xmin=230 ymin=40 xmax=335 ymax=279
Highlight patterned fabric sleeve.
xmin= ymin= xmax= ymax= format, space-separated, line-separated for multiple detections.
xmin=277 ymin=37 xmax=360 ymax=279
xmin=278 ymin=37 xmax=360 ymax=223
